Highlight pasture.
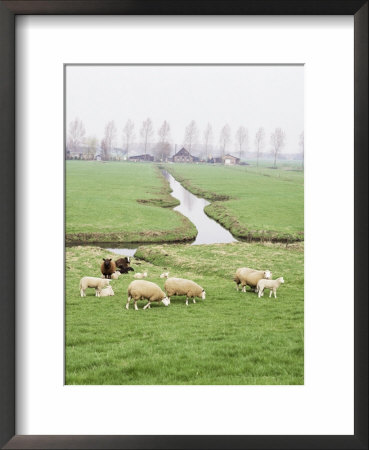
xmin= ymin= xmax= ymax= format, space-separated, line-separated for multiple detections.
xmin=66 ymin=161 xmax=196 ymax=243
xmin=165 ymin=162 xmax=304 ymax=242
xmin=65 ymin=241 xmax=304 ymax=385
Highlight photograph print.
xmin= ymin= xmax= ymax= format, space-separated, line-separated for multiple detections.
xmin=65 ymin=64 xmax=304 ymax=385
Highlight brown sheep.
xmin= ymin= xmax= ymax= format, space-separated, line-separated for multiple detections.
xmin=115 ymin=257 xmax=134 ymax=274
xmin=101 ymin=258 xmax=117 ymax=279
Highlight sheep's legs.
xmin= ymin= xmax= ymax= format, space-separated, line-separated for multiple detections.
xmin=134 ymin=301 xmax=139 ymax=311
xmin=193 ymin=298 xmax=196 ymax=304
xmin=242 ymin=285 xmax=246 ymax=293
xmin=126 ymin=296 xmax=131 ymax=310
xmin=185 ymin=298 xmax=189 ymax=306
xmin=273 ymin=290 xmax=277 ymax=299
xmin=80 ymin=289 xmax=85 ymax=297
xmin=143 ymin=301 xmax=151 ymax=310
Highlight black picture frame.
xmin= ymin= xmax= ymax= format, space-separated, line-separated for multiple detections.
xmin=0 ymin=1 xmax=367 ymax=449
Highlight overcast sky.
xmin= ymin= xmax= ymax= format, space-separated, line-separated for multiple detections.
xmin=66 ymin=65 xmax=304 ymax=154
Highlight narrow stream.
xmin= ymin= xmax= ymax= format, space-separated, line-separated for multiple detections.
xmin=69 ymin=169 xmax=237 ymax=255
xmin=162 ymin=170 xmax=237 ymax=245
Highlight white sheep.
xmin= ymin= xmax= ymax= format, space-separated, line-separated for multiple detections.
xmin=126 ymin=280 xmax=170 ymax=310
xmin=79 ymin=276 xmax=110 ymax=297
xmin=99 ymin=285 xmax=115 ymax=297
xmin=164 ymin=277 xmax=206 ymax=306
xmin=257 ymin=277 xmax=285 ymax=298
xmin=234 ymin=268 xmax=272 ymax=293
xmin=160 ymin=272 xmax=169 ymax=278
xmin=133 ymin=271 xmax=148 ymax=279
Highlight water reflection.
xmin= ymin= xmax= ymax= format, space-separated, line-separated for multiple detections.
xmin=162 ymin=170 xmax=237 ymax=245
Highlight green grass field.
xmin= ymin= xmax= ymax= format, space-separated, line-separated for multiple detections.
xmin=66 ymin=241 xmax=304 ymax=385
xmin=66 ymin=161 xmax=196 ymax=243
xmin=165 ymin=163 xmax=304 ymax=242
xmin=65 ymin=160 xmax=304 ymax=385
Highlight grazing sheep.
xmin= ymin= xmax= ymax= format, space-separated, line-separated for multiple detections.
xmin=79 ymin=276 xmax=110 ymax=297
xmin=164 ymin=277 xmax=206 ymax=306
xmin=115 ymin=257 xmax=134 ymax=274
xmin=160 ymin=272 xmax=169 ymax=278
xmin=101 ymin=258 xmax=117 ymax=279
xmin=257 ymin=277 xmax=284 ymax=298
xmin=234 ymin=267 xmax=272 ymax=293
xmin=99 ymin=285 xmax=115 ymax=297
xmin=134 ymin=272 xmax=148 ymax=279
xmin=126 ymin=280 xmax=170 ymax=310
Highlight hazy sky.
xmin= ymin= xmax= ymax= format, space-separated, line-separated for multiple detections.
xmin=66 ymin=65 xmax=304 ymax=154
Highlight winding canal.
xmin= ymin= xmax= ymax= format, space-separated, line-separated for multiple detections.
xmin=105 ymin=169 xmax=237 ymax=255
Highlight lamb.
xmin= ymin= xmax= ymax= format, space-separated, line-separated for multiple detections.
xmin=257 ymin=277 xmax=284 ymax=298
xmin=164 ymin=277 xmax=206 ymax=306
xmin=115 ymin=257 xmax=134 ymax=274
xmin=126 ymin=280 xmax=170 ymax=310
xmin=101 ymin=258 xmax=117 ymax=279
xmin=160 ymin=272 xmax=169 ymax=278
xmin=99 ymin=285 xmax=115 ymax=297
xmin=133 ymin=272 xmax=148 ymax=279
xmin=79 ymin=276 xmax=110 ymax=297
xmin=234 ymin=267 xmax=272 ymax=293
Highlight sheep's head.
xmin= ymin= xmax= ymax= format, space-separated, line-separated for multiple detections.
xmin=201 ymin=290 xmax=206 ymax=300
xmin=279 ymin=277 xmax=285 ymax=283
xmin=103 ymin=258 xmax=112 ymax=269
xmin=162 ymin=297 xmax=170 ymax=306
xmin=264 ymin=270 xmax=272 ymax=279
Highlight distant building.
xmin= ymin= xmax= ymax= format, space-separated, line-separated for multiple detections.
xmin=223 ymin=154 xmax=240 ymax=165
xmin=172 ymin=147 xmax=196 ymax=163
xmin=129 ymin=154 xmax=154 ymax=162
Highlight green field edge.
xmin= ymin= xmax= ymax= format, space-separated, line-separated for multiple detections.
xmin=164 ymin=164 xmax=304 ymax=244
xmin=66 ymin=166 xmax=198 ymax=244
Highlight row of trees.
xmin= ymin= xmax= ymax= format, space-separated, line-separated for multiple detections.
xmin=67 ymin=117 xmax=304 ymax=167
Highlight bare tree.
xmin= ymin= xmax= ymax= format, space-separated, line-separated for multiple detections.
xmin=85 ymin=136 xmax=98 ymax=160
xmin=255 ymin=127 xmax=265 ymax=167
xmin=299 ymin=131 xmax=304 ymax=170
xmin=101 ymin=120 xmax=117 ymax=160
xmin=203 ymin=123 xmax=213 ymax=161
xmin=140 ymin=118 xmax=154 ymax=157
xmin=157 ymin=121 xmax=171 ymax=161
xmin=270 ymin=128 xmax=286 ymax=168
xmin=154 ymin=142 xmax=171 ymax=162
xmin=184 ymin=120 xmax=198 ymax=153
xmin=67 ymin=117 xmax=86 ymax=152
xmin=123 ymin=119 xmax=135 ymax=158
xmin=235 ymin=126 xmax=248 ymax=160
xmin=219 ymin=124 xmax=231 ymax=158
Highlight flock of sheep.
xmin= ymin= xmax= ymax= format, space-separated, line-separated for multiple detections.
xmin=78 ymin=256 xmax=284 ymax=310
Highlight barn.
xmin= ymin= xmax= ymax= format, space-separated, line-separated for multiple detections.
xmin=172 ymin=147 xmax=196 ymax=163
xmin=223 ymin=154 xmax=240 ymax=165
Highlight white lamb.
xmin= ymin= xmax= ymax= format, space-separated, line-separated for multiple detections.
xmin=133 ymin=271 xmax=148 ymax=279
xmin=79 ymin=276 xmax=110 ymax=297
xmin=164 ymin=277 xmax=206 ymax=306
xmin=126 ymin=280 xmax=170 ymax=310
xmin=99 ymin=285 xmax=115 ymax=297
xmin=257 ymin=277 xmax=285 ymax=298
xmin=160 ymin=272 xmax=169 ymax=278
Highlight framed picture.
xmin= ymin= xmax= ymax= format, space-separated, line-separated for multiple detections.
xmin=1 ymin=1 xmax=367 ymax=449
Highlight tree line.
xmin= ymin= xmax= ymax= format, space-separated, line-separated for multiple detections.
xmin=67 ymin=117 xmax=304 ymax=167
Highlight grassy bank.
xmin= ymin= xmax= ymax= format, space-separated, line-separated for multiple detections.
xmin=65 ymin=242 xmax=304 ymax=385
xmin=165 ymin=163 xmax=304 ymax=242
xmin=66 ymin=161 xmax=197 ymax=243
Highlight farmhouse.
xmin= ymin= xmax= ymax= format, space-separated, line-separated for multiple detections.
xmin=223 ymin=154 xmax=240 ymax=165
xmin=129 ymin=154 xmax=154 ymax=162
xmin=172 ymin=147 xmax=197 ymax=163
